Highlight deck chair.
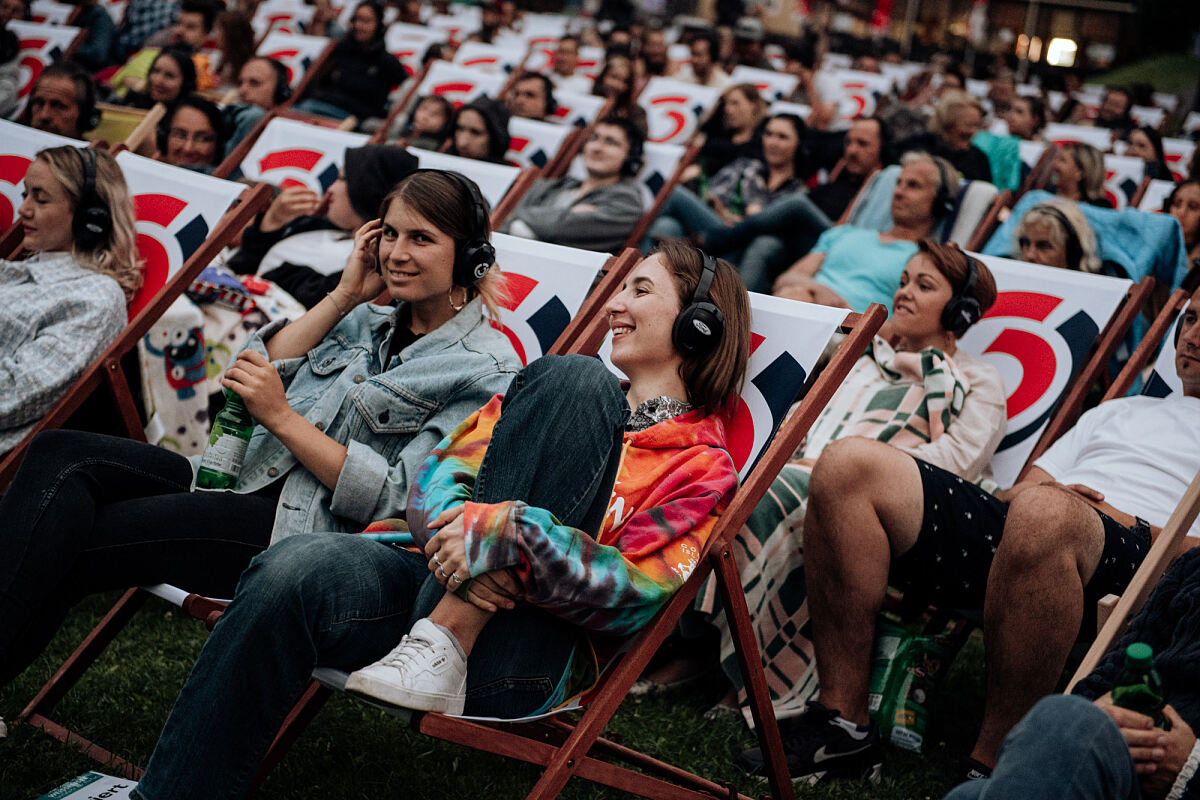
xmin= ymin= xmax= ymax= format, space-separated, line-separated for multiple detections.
xmin=1162 ymin=137 xmax=1195 ymax=182
xmin=87 ymin=102 xmax=167 ymax=156
xmin=295 ymin=298 xmax=885 ymax=800
xmin=408 ymin=148 xmax=532 ymax=219
xmin=637 ymin=76 xmax=720 ymax=146
xmin=1042 ymin=123 xmax=1114 ymax=152
xmin=1100 ymin=153 xmax=1147 ymax=210
xmin=841 ymin=163 xmax=1000 ymax=247
xmin=0 ymin=119 xmax=85 ymax=241
xmin=958 ymin=253 xmax=1150 ymax=488
xmin=384 ymin=21 xmax=448 ymax=80
xmin=1136 ymin=178 xmax=1175 ymax=213
xmin=965 ymin=190 xmax=1015 ymax=252
xmin=15 ymin=239 xmax=645 ymax=786
xmin=403 ymin=59 xmax=508 ymax=111
xmin=453 ymin=40 xmax=523 ymax=74
xmin=0 ymin=158 xmax=270 ymax=489
xmin=1129 ymin=105 xmax=1166 ymax=131
xmin=9 ymin=20 xmax=84 ymax=117
xmin=236 ymin=116 xmax=369 ymax=192
xmin=505 ymin=116 xmax=573 ymax=171
xmin=546 ymin=89 xmax=611 ymax=128
xmin=813 ymin=68 xmax=894 ymax=125
xmin=250 ymin=0 xmax=316 ymax=38
xmin=255 ymin=30 xmax=335 ymax=106
xmin=30 ymin=0 xmax=77 ymax=25
xmin=728 ymin=65 xmax=799 ymax=104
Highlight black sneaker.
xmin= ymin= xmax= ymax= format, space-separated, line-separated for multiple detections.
xmin=735 ymin=701 xmax=883 ymax=785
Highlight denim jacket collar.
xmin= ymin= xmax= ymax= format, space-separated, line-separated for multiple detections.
xmin=375 ymin=296 xmax=490 ymax=369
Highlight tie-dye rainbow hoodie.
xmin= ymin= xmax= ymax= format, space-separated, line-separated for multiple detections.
xmin=406 ymin=394 xmax=738 ymax=637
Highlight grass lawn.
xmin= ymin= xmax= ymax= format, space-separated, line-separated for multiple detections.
xmin=1094 ymin=53 xmax=1200 ymax=96
xmin=2 ymin=593 xmax=988 ymax=800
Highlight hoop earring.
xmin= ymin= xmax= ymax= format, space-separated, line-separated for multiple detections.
xmin=448 ymin=286 xmax=468 ymax=312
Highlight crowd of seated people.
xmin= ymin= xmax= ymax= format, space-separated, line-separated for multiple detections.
xmin=6 ymin=2 xmax=1200 ymax=798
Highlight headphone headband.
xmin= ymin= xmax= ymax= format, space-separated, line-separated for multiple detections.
xmin=671 ymin=249 xmax=725 ymax=354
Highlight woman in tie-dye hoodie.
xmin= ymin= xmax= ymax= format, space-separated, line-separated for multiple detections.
xmin=129 ymin=244 xmax=752 ymax=800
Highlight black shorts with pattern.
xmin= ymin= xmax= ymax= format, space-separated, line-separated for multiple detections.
xmin=888 ymin=459 xmax=1151 ymax=609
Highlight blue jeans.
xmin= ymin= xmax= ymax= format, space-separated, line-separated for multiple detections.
xmin=944 ymin=695 xmax=1140 ymax=800
xmin=133 ymin=355 xmax=630 ymax=800
xmin=292 ymin=98 xmax=354 ymax=120
xmin=645 ymin=186 xmax=725 ymax=248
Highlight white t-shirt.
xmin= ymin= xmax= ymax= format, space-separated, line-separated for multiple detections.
xmin=1034 ymin=395 xmax=1200 ymax=538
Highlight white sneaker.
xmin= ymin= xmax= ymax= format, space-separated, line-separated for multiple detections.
xmin=345 ymin=618 xmax=467 ymax=715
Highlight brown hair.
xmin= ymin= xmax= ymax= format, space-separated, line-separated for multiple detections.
xmin=36 ymin=146 xmax=143 ymax=302
xmin=653 ymin=240 xmax=751 ymax=414
xmin=379 ymin=170 xmax=507 ymax=320
xmin=915 ymin=239 xmax=998 ymax=329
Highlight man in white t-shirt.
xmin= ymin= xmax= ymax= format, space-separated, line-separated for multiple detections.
xmin=736 ymin=283 xmax=1200 ymax=785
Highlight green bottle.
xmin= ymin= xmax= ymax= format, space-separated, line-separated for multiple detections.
xmin=196 ymin=389 xmax=254 ymax=490
xmin=1112 ymin=642 xmax=1171 ymax=730
xmin=729 ymin=175 xmax=746 ymax=217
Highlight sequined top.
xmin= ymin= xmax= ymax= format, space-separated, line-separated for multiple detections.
xmin=627 ymin=396 xmax=694 ymax=432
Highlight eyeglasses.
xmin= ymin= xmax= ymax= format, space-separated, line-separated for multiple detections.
xmin=168 ymin=128 xmax=216 ymax=146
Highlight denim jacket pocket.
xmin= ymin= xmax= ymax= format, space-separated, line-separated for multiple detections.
xmin=307 ymin=336 xmax=360 ymax=376
xmin=351 ymin=381 xmax=435 ymax=435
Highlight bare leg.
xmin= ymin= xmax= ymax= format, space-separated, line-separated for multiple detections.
xmin=971 ymin=485 xmax=1106 ymax=766
xmin=428 ymin=592 xmax=493 ymax=655
xmin=804 ymin=438 xmax=926 ymax=725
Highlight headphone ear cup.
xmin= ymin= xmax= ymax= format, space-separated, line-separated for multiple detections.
xmin=940 ymin=295 xmax=982 ymax=336
xmin=454 ymin=239 xmax=496 ymax=287
xmin=672 ymin=302 xmax=725 ymax=354
xmin=74 ymin=205 xmax=112 ymax=250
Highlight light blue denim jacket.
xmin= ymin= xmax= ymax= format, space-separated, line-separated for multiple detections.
xmin=190 ymin=297 xmax=519 ymax=543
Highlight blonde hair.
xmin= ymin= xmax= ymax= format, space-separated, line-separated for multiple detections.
xmin=1059 ymin=142 xmax=1107 ymax=206
xmin=36 ymin=146 xmax=143 ymax=302
xmin=1016 ymin=199 xmax=1101 ymax=273
xmin=930 ymin=89 xmax=985 ymax=139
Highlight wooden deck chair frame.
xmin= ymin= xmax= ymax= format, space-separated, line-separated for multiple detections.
xmin=965 ymin=190 xmax=1014 ymax=252
xmin=1015 ymin=144 xmax=1058 ymax=200
xmin=277 ymin=38 xmax=335 ymax=111
xmin=15 ymin=245 xmax=645 ymax=783
xmin=122 ymin=102 xmax=167 ymax=155
xmin=213 ymin=110 xmax=276 ymax=179
xmin=0 ymin=182 xmax=272 ymax=490
xmin=623 ymin=138 xmax=703 ymax=251
xmin=1014 ymin=275 xmax=1156 ymax=479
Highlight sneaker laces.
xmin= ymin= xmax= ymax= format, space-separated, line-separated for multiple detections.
xmin=378 ymin=633 xmax=434 ymax=671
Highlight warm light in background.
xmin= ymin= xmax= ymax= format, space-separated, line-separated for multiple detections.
xmin=1028 ymin=35 xmax=1043 ymax=62
xmin=1046 ymin=37 xmax=1078 ymax=67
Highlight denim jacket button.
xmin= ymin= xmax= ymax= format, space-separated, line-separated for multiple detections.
xmin=353 ymin=374 xmax=365 ymax=384
xmin=267 ymin=467 xmax=279 ymax=477
xmin=314 ymin=421 xmax=325 ymax=431
xmin=322 ymin=358 xmax=333 ymax=367
xmin=378 ymin=409 xmax=390 ymax=423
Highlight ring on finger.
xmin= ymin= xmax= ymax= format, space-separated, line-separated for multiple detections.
xmin=432 ymin=554 xmax=442 ymax=567
xmin=448 ymin=573 xmax=462 ymax=586
xmin=437 ymin=565 xmax=447 ymax=580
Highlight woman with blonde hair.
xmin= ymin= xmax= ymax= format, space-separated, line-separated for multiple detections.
xmin=897 ymin=89 xmax=992 ymax=182
xmin=1 ymin=146 xmax=141 ymax=453
xmin=1052 ymin=142 xmax=1111 ymax=208
xmin=0 ymin=169 xmax=520 ymax=687
xmin=1014 ymin=199 xmax=1101 ymax=273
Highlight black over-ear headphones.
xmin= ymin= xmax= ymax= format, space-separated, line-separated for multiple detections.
xmin=930 ymin=157 xmax=956 ymax=220
xmin=264 ymin=57 xmax=292 ymax=106
xmin=396 ymin=169 xmax=495 ymax=286
xmin=72 ymin=148 xmax=112 ymax=251
xmin=1035 ymin=203 xmax=1083 ymax=270
xmin=672 ymin=249 xmax=726 ymax=354
xmin=940 ymin=253 xmax=983 ymax=336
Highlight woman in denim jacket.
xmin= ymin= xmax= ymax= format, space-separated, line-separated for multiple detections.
xmin=0 ymin=170 xmax=520 ymax=685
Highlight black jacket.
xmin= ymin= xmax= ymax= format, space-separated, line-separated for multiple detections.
xmin=306 ymin=38 xmax=407 ymax=120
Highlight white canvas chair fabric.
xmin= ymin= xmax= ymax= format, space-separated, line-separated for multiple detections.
xmin=239 ymin=117 xmax=369 ymax=194
xmin=568 ymin=140 xmax=684 ymax=209
xmin=505 ymin=116 xmax=571 ymax=170
xmin=1018 ymin=140 xmax=1048 ymax=171
xmin=0 ymin=118 xmax=85 ymax=230
xmin=814 ymin=69 xmax=894 ymax=127
xmin=410 ymin=149 xmax=520 ymax=209
xmin=250 ymin=0 xmax=316 ymax=38
xmin=959 ymin=253 xmax=1133 ymax=487
xmin=30 ymin=0 xmax=74 ymax=24
xmin=256 ymin=31 xmax=332 ymax=89
xmin=637 ymin=76 xmax=721 ymax=145
xmin=546 ymin=89 xmax=606 ymax=128
xmin=1137 ymin=179 xmax=1176 ymax=213
xmin=1042 ymin=123 xmax=1113 ymax=152
xmin=452 ymin=41 xmax=523 ymax=74
xmin=10 ymin=20 xmax=83 ymax=116
xmin=485 ymin=232 xmax=610 ymax=366
xmin=385 ymin=23 xmax=447 ymax=80
xmin=1162 ymin=138 xmax=1195 ymax=181
xmin=1102 ymin=153 xmax=1148 ymax=210
xmin=728 ymin=65 xmax=799 ymax=103
xmin=115 ymin=151 xmax=247 ymax=319
xmin=410 ymin=60 xmax=507 ymax=110
xmin=1143 ymin=312 xmax=1184 ymax=399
